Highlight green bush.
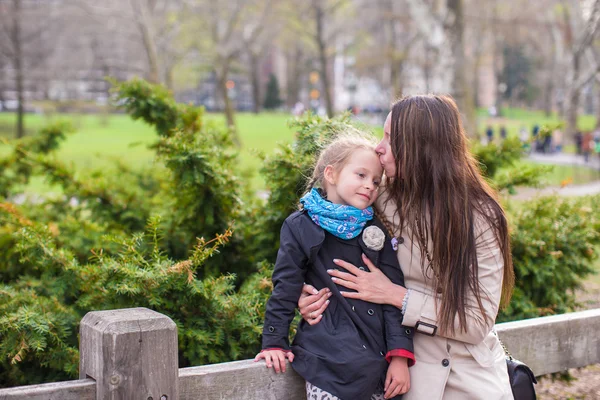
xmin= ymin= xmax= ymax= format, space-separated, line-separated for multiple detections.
xmin=500 ymin=196 xmax=600 ymax=321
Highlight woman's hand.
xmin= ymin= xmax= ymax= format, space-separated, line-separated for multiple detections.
xmin=329 ymin=253 xmax=406 ymax=306
xmin=298 ymin=284 xmax=332 ymax=325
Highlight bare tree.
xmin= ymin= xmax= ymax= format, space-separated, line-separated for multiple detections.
xmin=562 ymin=0 xmax=600 ymax=137
xmin=186 ymin=0 xmax=273 ymax=138
xmin=241 ymin=7 xmax=280 ymax=114
xmin=309 ymin=0 xmax=352 ymax=118
xmin=354 ymin=0 xmax=417 ymax=102
xmin=0 ymin=0 xmax=58 ymax=138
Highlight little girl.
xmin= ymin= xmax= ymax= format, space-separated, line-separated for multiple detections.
xmin=255 ymin=134 xmax=414 ymax=400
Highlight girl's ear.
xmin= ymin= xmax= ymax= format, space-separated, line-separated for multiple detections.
xmin=324 ymin=165 xmax=337 ymax=186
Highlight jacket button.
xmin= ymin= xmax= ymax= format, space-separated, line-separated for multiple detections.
xmin=380 ymin=351 xmax=385 ymax=356
xmin=362 ymin=345 xmax=367 ymax=350
xmin=367 ymin=309 xmax=374 ymax=315
xmin=442 ymin=359 xmax=450 ymax=367
xmin=352 ymin=306 xmax=356 ymax=312
xmin=405 ymin=328 xmax=412 ymax=335
xmin=268 ymin=326 xmax=275 ymax=333
xmin=359 ymin=266 xmax=366 ymax=271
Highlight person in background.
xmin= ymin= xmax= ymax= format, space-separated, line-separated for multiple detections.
xmin=574 ymin=130 xmax=583 ymax=155
xmin=485 ymin=125 xmax=494 ymax=145
xmin=499 ymin=125 xmax=507 ymax=140
xmin=582 ymin=131 xmax=593 ymax=163
xmin=552 ymin=127 xmax=563 ymax=153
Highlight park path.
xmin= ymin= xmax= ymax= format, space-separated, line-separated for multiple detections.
xmin=511 ymin=152 xmax=600 ymax=200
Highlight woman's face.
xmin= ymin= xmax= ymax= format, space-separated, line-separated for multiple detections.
xmin=375 ymin=112 xmax=396 ymax=177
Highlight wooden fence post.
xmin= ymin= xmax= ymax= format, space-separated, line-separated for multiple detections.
xmin=79 ymin=307 xmax=178 ymax=400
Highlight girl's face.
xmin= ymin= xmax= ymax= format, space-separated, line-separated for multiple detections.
xmin=324 ymin=148 xmax=383 ymax=209
xmin=375 ymin=113 xmax=397 ymax=177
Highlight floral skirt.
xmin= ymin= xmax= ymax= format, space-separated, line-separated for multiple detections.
xmin=305 ymin=381 xmax=385 ymax=400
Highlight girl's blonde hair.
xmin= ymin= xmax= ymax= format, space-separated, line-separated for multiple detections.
xmin=304 ymin=132 xmax=378 ymax=196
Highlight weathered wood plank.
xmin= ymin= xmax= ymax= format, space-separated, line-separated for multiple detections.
xmin=80 ymin=307 xmax=178 ymax=400
xmin=179 ymin=359 xmax=306 ymax=400
xmin=0 ymin=379 xmax=96 ymax=400
xmin=496 ymin=308 xmax=600 ymax=376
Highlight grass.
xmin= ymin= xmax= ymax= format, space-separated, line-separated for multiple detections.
xmin=0 ymin=112 xmax=296 ymax=193
xmin=518 ymin=161 xmax=600 ymax=186
xmin=2 ymin=106 xmax=600 ymax=194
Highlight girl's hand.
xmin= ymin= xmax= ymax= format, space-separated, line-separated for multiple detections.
xmin=329 ymin=254 xmax=406 ymax=305
xmin=384 ymin=356 xmax=410 ymax=398
xmin=298 ymin=284 xmax=331 ymax=325
xmin=254 ymin=349 xmax=295 ymax=373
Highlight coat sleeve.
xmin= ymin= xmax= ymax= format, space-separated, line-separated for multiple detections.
xmin=379 ymin=249 xmax=415 ymax=366
xmin=401 ymin=217 xmax=504 ymax=345
xmin=261 ymin=219 xmax=308 ymax=350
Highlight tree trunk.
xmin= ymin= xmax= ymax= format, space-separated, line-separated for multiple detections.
xmin=543 ymin=78 xmax=554 ymax=117
xmin=596 ymin=83 xmax=600 ymax=128
xmin=285 ymin=46 xmax=303 ymax=108
xmin=249 ymin=52 xmax=261 ymax=114
xmin=314 ymin=3 xmax=334 ymax=118
xmin=131 ymin=0 xmax=160 ymax=84
xmin=165 ymin=65 xmax=174 ymax=91
xmin=12 ymin=0 xmax=24 ymax=139
xmin=447 ymin=0 xmax=476 ymax=136
xmin=216 ymin=62 xmax=239 ymax=145
xmin=566 ymin=52 xmax=581 ymax=139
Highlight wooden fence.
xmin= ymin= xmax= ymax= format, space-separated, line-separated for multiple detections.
xmin=1 ymin=307 xmax=599 ymax=400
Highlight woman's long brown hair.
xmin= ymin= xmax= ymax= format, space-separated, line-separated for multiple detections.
xmin=386 ymin=94 xmax=514 ymax=335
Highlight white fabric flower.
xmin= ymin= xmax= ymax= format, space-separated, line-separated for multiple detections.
xmin=362 ymin=226 xmax=385 ymax=251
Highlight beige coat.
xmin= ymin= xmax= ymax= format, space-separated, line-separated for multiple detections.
xmin=379 ymin=197 xmax=513 ymax=400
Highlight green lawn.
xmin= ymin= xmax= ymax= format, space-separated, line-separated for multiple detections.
xmin=2 ymin=107 xmax=600 ymax=194
xmin=0 ymin=112 xmax=296 ymax=193
xmin=518 ymin=161 xmax=600 ymax=186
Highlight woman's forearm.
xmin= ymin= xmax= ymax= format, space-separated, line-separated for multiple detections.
xmin=389 ymin=283 xmax=408 ymax=310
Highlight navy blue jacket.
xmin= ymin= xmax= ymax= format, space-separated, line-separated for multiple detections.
xmin=262 ymin=210 xmax=414 ymax=400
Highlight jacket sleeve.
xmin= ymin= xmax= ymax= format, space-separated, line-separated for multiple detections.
xmin=261 ymin=219 xmax=308 ymax=350
xmin=379 ymin=248 xmax=415 ymax=366
xmin=401 ymin=217 xmax=504 ymax=345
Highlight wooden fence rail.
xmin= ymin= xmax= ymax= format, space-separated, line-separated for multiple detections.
xmin=1 ymin=307 xmax=599 ymax=400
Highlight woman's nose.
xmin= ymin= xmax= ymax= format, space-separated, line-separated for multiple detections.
xmin=375 ymin=141 xmax=385 ymax=155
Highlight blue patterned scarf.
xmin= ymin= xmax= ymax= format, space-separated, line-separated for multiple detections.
xmin=300 ymin=188 xmax=374 ymax=239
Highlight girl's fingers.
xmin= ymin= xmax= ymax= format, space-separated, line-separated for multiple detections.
xmin=263 ymin=353 xmax=273 ymax=369
xmin=254 ymin=352 xmax=264 ymax=362
xmin=400 ymin=381 xmax=410 ymax=394
xmin=286 ymin=352 xmax=295 ymax=363
xmin=384 ymin=380 xmax=398 ymax=399
xmin=275 ymin=352 xmax=286 ymax=373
